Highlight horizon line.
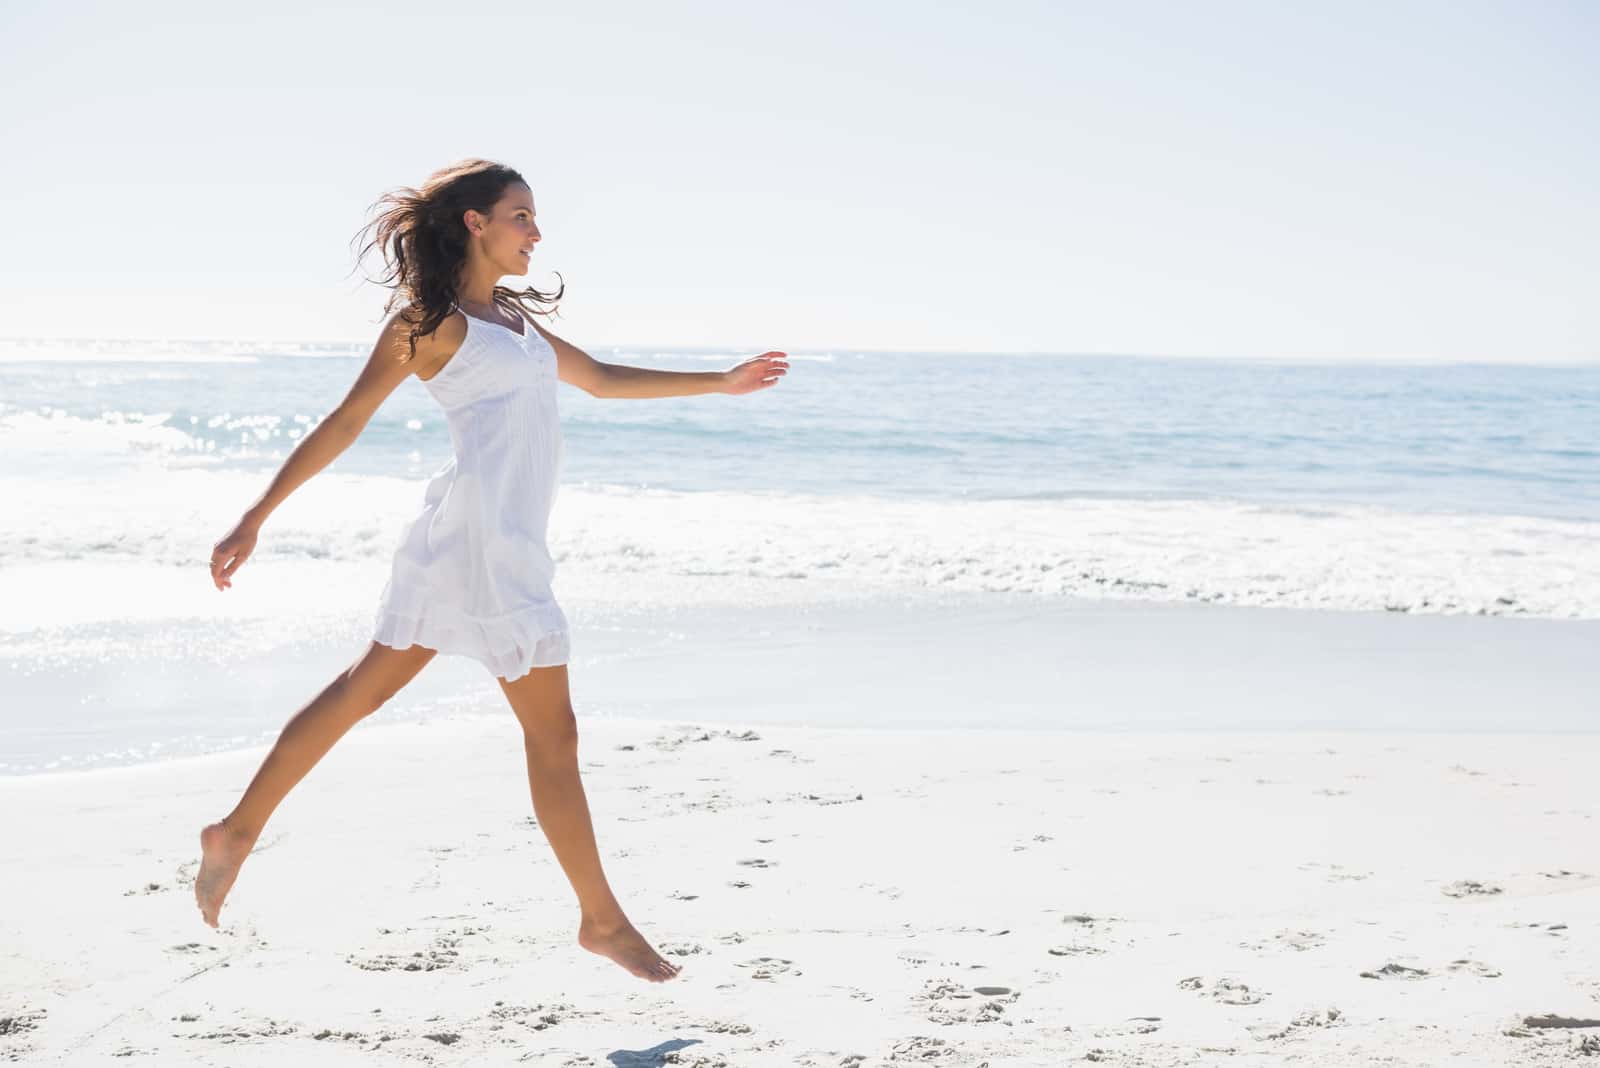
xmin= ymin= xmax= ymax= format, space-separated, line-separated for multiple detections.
xmin=0 ymin=335 xmax=1596 ymax=369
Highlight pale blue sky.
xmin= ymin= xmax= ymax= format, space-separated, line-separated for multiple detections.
xmin=2 ymin=0 xmax=1595 ymax=359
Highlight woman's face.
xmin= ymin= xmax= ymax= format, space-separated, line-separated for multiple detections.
xmin=469 ymin=182 xmax=541 ymax=276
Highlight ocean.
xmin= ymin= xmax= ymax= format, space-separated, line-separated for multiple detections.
xmin=2 ymin=338 xmax=1597 ymax=773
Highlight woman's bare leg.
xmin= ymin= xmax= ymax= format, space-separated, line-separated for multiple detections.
xmin=499 ymin=663 xmax=680 ymax=983
xmin=194 ymin=641 xmax=436 ymax=927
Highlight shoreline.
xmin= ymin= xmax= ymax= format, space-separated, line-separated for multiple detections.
xmin=12 ymin=710 xmax=1600 ymax=790
xmin=6 ymin=592 xmax=1599 ymax=778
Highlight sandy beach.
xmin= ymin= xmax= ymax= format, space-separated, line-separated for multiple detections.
xmin=6 ymin=1 xmax=1598 ymax=1062
xmin=4 ymin=691 xmax=1598 ymax=1065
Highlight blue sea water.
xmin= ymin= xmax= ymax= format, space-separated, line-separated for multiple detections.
xmin=3 ymin=341 xmax=1597 ymax=520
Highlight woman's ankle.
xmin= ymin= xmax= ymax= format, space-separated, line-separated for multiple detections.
xmin=216 ymin=813 xmax=262 ymax=845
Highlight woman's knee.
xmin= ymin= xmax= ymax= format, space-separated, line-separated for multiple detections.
xmin=520 ymin=706 xmax=579 ymax=758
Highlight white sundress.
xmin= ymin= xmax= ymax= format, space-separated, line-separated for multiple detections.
xmin=372 ymin=304 xmax=570 ymax=679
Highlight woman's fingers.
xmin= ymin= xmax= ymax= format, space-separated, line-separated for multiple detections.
xmin=211 ymin=539 xmax=247 ymax=589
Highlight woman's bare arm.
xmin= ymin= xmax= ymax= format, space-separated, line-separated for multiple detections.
xmin=209 ymin=313 xmax=431 ymax=590
xmin=532 ymin=319 xmax=787 ymax=399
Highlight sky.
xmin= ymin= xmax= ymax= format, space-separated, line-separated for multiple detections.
xmin=2 ymin=0 xmax=1596 ymax=360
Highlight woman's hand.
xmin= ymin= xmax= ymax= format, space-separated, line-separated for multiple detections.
xmin=210 ymin=519 xmax=260 ymax=591
xmin=720 ymin=351 xmax=789 ymax=395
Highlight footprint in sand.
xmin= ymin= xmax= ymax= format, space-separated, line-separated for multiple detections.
xmin=735 ymin=956 xmax=798 ymax=980
xmin=0 ymin=1009 xmax=46 ymax=1038
xmin=1441 ymin=879 xmax=1503 ymax=898
xmin=650 ymin=728 xmax=713 ymax=752
xmin=1106 ymin=1017 xmax=1161 ymax=1036
xmin=1048 ymin=944 xmax=1106 ymax=957
xmin=915 ymin=978 xmax=1020 ymax=1025
xmin=1246 ymin=1007 xmax=1342 ymax=1041
xmin=1447 ymin=959 xmax=1502 ymax=978
xmin=1178 ymin=976 xmax=1267 ymax=1005
xmin=1360 ymin=963 xmax=1430 ymax=980
xmin=309 ymin=1028 xmax=366 ymax=1043
xmin=1511 ymin=1013 xmax=1600 ymax=1034
xmin=488 ymin=1001 xmax=573 ymax=1032
xmin=887 ymin=1035 xmax=961 ymax=1062
xmin=1240 ymin=930 xmax=1325 ymax=953
xmin=347 ymin=926 xmax=485 ymax=973
xmin=696 ymin=1019 xmax=753 ymax=1035
xmin=660 ymin=942 xmax=705 ymax=957
xmin=1298 ymin=862 xmax=1371 ymax=883
xmin=659 ymin=1053 xmax=728 ymax=1068
xmin=1049 ymin=913 xmax=1122 ymax=955
xmin=800 ymin=791 xmax=863 ymax=806
xmin=193 ymin=1017 xmax=299 ymax=1042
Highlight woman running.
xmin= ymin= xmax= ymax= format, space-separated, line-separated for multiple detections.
xmin=194 ymin=158 xmax=789 ymax=983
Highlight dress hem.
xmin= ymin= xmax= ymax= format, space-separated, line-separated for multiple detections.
xmin=373 ymin=604 xmax=571 ymax=681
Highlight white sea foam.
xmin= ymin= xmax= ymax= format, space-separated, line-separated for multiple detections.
xmin=551 ymin=486 xmax=1600 ymax=618
xmin=0 ymin=409 xmax=201 ymax=462
xmin=2 ymin=463 xmax=1596 ymax=625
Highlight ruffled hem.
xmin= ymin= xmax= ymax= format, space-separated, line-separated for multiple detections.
xmin=373 ymin=598 xmax=571 ymax=681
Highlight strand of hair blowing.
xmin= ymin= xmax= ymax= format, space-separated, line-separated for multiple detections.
xmin=349 ymin=157 xmax=563 ymax=362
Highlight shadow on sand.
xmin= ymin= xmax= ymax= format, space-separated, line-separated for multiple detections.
xmin=608 ymin=1038 xmax=702 ymax=1066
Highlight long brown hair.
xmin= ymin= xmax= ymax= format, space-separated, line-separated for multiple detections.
xmin=350 ymin=158 xmax=563 ymax=361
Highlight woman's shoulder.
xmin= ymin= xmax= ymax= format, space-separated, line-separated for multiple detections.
xmin=386 ymin=304 xmax=469 ymax=375
xmin=395 ymin=302 xmax=470 ymax=339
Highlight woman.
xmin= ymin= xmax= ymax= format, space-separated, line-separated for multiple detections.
xmin=195 ymin=158 xmax=788 ymax=983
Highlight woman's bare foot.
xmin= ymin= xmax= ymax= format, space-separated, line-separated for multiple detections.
xmin=578 ymin=916 xmax=682 ymax=982
xmin=194 ymin=820 xmax=255 ymax=928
